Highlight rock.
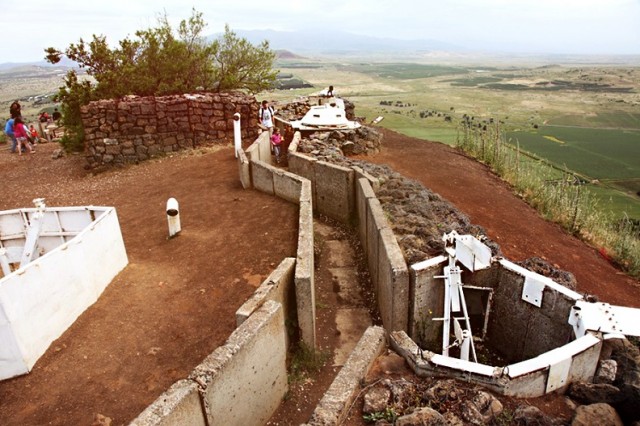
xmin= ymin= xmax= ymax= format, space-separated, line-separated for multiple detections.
xmin=442 ymin=412 xmax=464 ymax=426
xmin=341 ymin=141 xmax=355 ymax=155
xmin=51 ymin=149 xmax=65 ymax=159
xmin=514 ymin=405 xmax=556 ymax=426
xmin=363 ymin=387 xmax=391 ymax=414
xmin=424 ymin=379 xmax=464 ymax=404
xmin=568 ymin=381 xmax=623 ymax=405
xmin=595 ymin=359 xmax=618 ymax=384
xmin=396 ymin=407 xmax=445 ymax=426
xmin=571 ymin=403 xmax=623 ymax=426
xmin=384 ymin=378 xmax=416 ymax=405
xmin=460 ymin=391 xmax=503 ymax=425
xmin=91 ymin=413 xmax=112 ymax=426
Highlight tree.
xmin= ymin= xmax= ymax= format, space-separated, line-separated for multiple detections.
xmin=45 ymin=9 xmax=277 ymax=151
xmin=211 ymin=24 xmax=278 ymax=93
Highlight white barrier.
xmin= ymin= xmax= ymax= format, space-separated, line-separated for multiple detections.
xmin=0 ymin=206 xmax=128 ymax=380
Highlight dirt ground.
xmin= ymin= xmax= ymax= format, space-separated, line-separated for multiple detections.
xmin=0 ymin=140 xmax=299 ymax=425
xmin=1 ymin=126 xmax=639 ymax=426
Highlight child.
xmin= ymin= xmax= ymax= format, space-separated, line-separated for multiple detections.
xmin=270 ymin=127 xmax=282 ymax=164
xmin=29 ymin=124 xmax=40 ymax=144
xmin=13 ymin=117 xmax=34 ymax=156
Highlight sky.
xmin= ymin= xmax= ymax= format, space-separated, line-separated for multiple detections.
xmin=1 ymin=0 xmax=639 ymax=63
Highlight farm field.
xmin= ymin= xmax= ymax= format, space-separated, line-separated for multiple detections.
xmin=270 ymin=58 xmax=640 ymax=219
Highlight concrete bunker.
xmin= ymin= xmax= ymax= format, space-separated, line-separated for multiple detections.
xmin=0 ymin=199 xmax=128 ymax=381
xmin=394 ymin=230 xmax=640 ymax=397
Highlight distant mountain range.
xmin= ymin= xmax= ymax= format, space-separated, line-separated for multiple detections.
xmin=221 ymin=29 xmax=464 ymax=55
xmin=0 ymin=56 xmax=77 ymax=71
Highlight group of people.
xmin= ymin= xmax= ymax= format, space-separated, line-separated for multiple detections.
xmin=5 ymin=101 xmax=37 ymax=156
xmin=4 ymin=101 xmax=61 ymax=156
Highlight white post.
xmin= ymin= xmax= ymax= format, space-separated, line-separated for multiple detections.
xmin=233 ymin=112 xmax=241 ymax=158
xmin=20 ymin=198 xmax=47 ymax=267
xmin=166 ymin=198 xmax=181 ymax=238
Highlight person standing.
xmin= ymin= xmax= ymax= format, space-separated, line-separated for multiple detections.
xmin=326 ymin=85 xmax=335 ymax=97
xmin=258 ymin=100 xmax=275 ymax=137
xmin=270 ymin=127 xmax=283 ymax=164
xmin=9 ymin=100 xmax=21 ymax=118
xmin=5 ymin=117 xmax=17 ymax=153
xmin=52 ymin=108 xmax=62 ymax=122
xmin=13 ymin=117 xmax=34 ymax=155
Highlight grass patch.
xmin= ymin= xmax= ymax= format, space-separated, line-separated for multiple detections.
xmin=458 ymin=122 xmax=640 ymax=278
xmin=288 ymin=342 xmax=330 ymax=384
xmin=339 ymin=63 xmax=467 ymax=80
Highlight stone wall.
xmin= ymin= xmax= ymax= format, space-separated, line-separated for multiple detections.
xmin=81 ymin=92 xmax=259 ymax=169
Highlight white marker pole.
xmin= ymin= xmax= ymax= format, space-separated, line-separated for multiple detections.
xmin=166 ymin=198 xmax=181 ymax=238
xmin=233 ymin=112 xmax=242 ymax=158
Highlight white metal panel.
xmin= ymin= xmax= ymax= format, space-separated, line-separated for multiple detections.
xmin=430 ymin=354 xmax=497 ymax=376
xmin=545 ymin=356 xmax=572 ymax=392
xmin=0 ymin=213 xmax=26 ymax=241
xmin=506 ymin=334 xmax=600 ymax=378
xmin=522 ymin=275 xmax=546 ymax=307
xmin=411 ymin=255 xmax=447 ymax=272
xmin=56 ymin=209 xmax=94 ymax=233
xmin=499 ymin=259 xmax=582 ymax=301
xmin=455 ymin=235 xmax=492 ymax=271
xmin=571 ymin=301 xmax=640 ymax=337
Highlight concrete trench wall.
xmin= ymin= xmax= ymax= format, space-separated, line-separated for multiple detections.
xmin=130 ymin=301 xmax=287 ymax=426
xmin=288 ymin=139 xmax=411 ymax=335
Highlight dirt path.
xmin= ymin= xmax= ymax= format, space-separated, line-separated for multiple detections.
xmin=0 ymin=141 xmax=299 ymax=425
xmin=369 ymin=128 xmax=640 ymax=307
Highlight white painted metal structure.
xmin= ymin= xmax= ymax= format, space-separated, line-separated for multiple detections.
xmin=290 ymin=98 xmax=361 ymax=131
xmin=423 ymin=231 xmax=640 ymax=395
xmin=0 ymin=202 xmax=128 ymax=380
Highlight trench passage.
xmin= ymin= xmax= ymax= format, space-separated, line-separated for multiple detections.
xmin=268 ymin=217 xmax=378 ymax=424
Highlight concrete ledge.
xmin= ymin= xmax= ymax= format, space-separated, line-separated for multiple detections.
xmin=352 ymin=166 xmax=380 ymax=191
xmin=251 ymin=160 xmax=275 ymax=195
xmin=355 ymin=178 xmax=376 ymax=262
xmin=300 ymin=180 xmax=312 ymax=204
xmin=288 ymin=131 xmax=302 ymax=153
xmin=306 ymin=326 xmax=387 ymax=426
xmin=245 ymin=142 xmax=260 ymax=163
xmin=314 ymin=160 xmax=354 ymax=223
xmin=365 ymin=197 xmax=388 ymax=289
xmin=295 ymin=199 xmax=316 ymax=348
xmin=129 ymin=379 xmax=205 ymax=426
xmin=236 ymin=257 xmax=296 ymax=327
xmin=409 ymin=256 xmax=447 ymax=349
xmin=189 ymin=300 xmax=287 ymax=426
xmin=378 ymin=228 xmax=410 ymax=332
xmin=288 ymin=152 xmax=317 ymax=204
xmin=273 ymin=169 xmax=305 ymax=204
xmin=237 ymin=149 xmax=251 ymax=189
